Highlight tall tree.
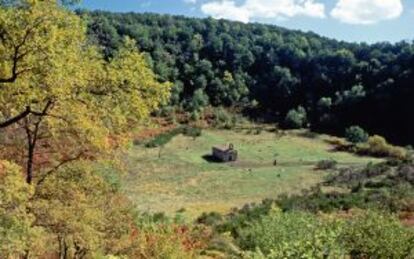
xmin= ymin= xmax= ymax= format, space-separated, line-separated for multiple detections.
xmin=0 ymin=1 xmax=171 ymax=184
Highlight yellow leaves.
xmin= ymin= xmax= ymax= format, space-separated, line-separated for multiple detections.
xmin=0 ymin=2 xmax=172 ymax=179
xmin=0 ymin=0 xmax=86 ymax=109
xmin=32 ymin=160 xmax=127 ymax=256
xmin=0 ymin=160 xmax=33 ymax=204
xmin=105 ymin=37 xmax=172 ymax=121
xmin=0 ymin=2 xmax=172 ymax=255
xmin=0 ymin=160 xmax=40 ymax=257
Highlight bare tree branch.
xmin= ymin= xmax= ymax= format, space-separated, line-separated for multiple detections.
xmin=0 ymin=106 xmax=31 ymax=128
xmin=36 ymin=151 xmax=85 ymax=186
xmin=0 ymin=16 xmax=47 ymax=84
xmin=0 ymin=99 xmax=54 ymax=129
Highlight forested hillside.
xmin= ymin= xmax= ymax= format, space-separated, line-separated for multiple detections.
xmin=82 ymin=11 xmax=414 ymax=145
xmin=1 ymin=2 xmax=414 ymax=257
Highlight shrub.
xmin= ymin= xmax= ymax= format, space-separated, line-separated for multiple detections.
xmin=209 ymin=200 xmax=276 ymax=236
xmin=190 ymin=110 xmax=200 ymax=121
xmin=284 ymin=106 xmax=307 ymax=129
xmin=397 ymin=164 xmax=414 ymax=184
xmin=326 ymin=137 xmax=349 ymax=147
xmin=345 ymin=126 xmax=369 ymax=143
xmin=276 ymin=189 xmax=366 ymax=213
xmin=315 ymin=159 xmax=338 ymax=170
xmin=197 ymin=212 xmax=223 ymax=226
xmin=182 ymin=126 xmax=202 ymax=138
xmin=254 ymin=127 xmax=262 ymax=135
xmin=133 ymin=139 xmax=142 ymax=146
xmin=212 ymin=107 xmax=236 ymax=129
xmin=145 ymin=127 xmax=202 ymax=148
xmin=238 ymin=210 xmax=344 ymax=258
xmin=226 ymin=209 xmax=413 ymax=258
xmin=145 ymin=129 xmax=181 ymax=148
xmin=356 ymin=135 xmax=407 ymax=159
xmin=130 ymin=224 xmax=209 ymax=259
xmin=341 ymin=211 xmax=414 ymax=258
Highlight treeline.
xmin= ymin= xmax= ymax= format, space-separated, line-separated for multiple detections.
xmin=81 ymin=10 xmax=414 ymax=144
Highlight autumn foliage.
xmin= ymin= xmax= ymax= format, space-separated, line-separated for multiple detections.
xmin=0 ymin=0 xmax=177 ymax=258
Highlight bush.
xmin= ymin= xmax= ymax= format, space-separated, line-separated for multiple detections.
xmin=182 ymin=126 xmax=202 ymax=138
xmin=326 ymin=137 xmax=349 ymax=147
xmin=345 ymin=126 xmax=369 ymax=143
xmin=238 ymin=210 xmax=344 ymax=258
xmin=356 ymin=135 xmax=407 ymax=159
xmin=190 ymin=110 xmax=200 ymax=121
xmin=133 ymin=139 xmax=142 ymax=146
xmin=223 ymin=209 xmax=414 ymax=259
xmin=130 ymin=224 xmax=209 ymax=259
xmin=284 ymin=106 xmax=307 ymax=129
xmin=145 ymin=128 xmax=182 ymax=148
xmin=145 ymin=127 xmax=202 ymax=148
xmin=315 ymin=159 xmax=338 ymax=170
xmin=197 ymin=212 xmax=223 ymax=226
xmin=341 ymin=211 xmax=414 ymax=258
xmin=212 ymin=107 xmax=236 ymax=129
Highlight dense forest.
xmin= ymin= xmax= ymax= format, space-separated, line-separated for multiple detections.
xmin=82 ymin=11 xmax=414 ymax=145
xmin=1 ymin=1 xmax=414 ymax=258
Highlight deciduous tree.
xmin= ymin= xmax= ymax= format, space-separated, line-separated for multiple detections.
xmin=0 ymin=0 xmax=170 ymax=184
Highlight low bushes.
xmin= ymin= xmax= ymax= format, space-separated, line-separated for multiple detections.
xmin=145 ymin=128 xmax=183 ymax=148
xmin=130 ymin=224 xmax=212 ymax=259
xmin=210 ymin=107 xmax=246 ymax=129
xmin=355 ymin=135 xmax=407 ymax=159
xmin=315 ymin=159 xmax=338 ymax=170
xmin=342 ymin=211 xmax=414 ymax=258
xmin=144 ymin=126 xmax=202 ymax=148
xmin=198 ymin=200 xmax=414 ymax=258
xmin=181 ymin=126 xmax=202 ymax=138
xmin=277 ymin=162 xmax=414 ymax=213
xmin=239 ymin=210 xmax=344 ymax=258
xmin=275 ymin=189 xmax=374 ymax=213
xmin=241 ymin=210 xmax=414 ymax=259
xmin=325 ymin=162 xmax=390 ymax=186
xmin=332 ymin=134 xmax=407 ymax=160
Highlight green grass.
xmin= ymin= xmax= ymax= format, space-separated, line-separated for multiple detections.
xmin=123 ymin=128 xmax=380 ymax=218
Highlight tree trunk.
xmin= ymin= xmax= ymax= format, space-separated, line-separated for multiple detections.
xmin=23 ymin=100 xmax=53 ymax=184
xmin=74 ymin=242 xmax=87 ymax=259
xmin=22 ymin=250 xmax=30 ymax=259
xmin=59 ymin=236 xmax=68 ymax=259
xmin=24 ymin=119 xmax=37 ymax=185
xmin=26 ymin=142 xmax=35 ymax=184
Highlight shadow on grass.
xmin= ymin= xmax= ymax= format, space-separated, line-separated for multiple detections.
xmin=202 ymin=154 xmax=223 ymax=163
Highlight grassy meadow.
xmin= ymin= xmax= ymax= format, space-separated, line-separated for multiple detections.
xmin=123 ymin=127 xmax=380 ymax=217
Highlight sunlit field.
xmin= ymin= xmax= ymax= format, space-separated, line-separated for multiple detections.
xmin=124 ymin=129 xmax=379 ymax=217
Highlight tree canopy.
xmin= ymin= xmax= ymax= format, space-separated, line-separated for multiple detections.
xmin=83 ymin=11 xmax=414 ymax=144
xmin=0 ymin=1 xmax=172 ymax=257
xmin=0 ymin=1 xmax=170 ymax=184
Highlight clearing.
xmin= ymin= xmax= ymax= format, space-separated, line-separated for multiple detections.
xmin=123 ymin=128 xmax=380 ymax=218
